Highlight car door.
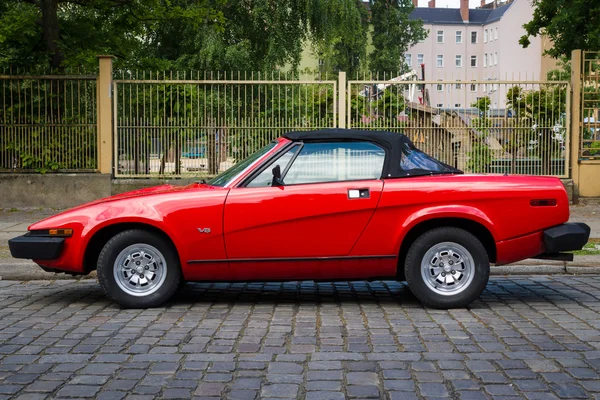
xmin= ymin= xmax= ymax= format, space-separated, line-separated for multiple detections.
xmin=223 ymin=141 xmax=386 ymax=280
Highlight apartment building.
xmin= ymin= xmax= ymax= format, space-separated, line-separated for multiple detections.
xmin=406 ymin=0 xmax=553 ymax=110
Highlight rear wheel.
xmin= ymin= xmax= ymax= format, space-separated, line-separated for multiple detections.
xmin=405 ymin=227 xmax=489 ymax=309
xmin=97 ymin=229 xmax=181 ymax=308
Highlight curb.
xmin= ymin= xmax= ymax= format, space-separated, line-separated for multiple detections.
xmin=0 ymin=261 xmax=96 ymax=281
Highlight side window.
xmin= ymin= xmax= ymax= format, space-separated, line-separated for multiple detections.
xmin=283 ymin=142 xmax=385 ymax=185
xmin=246 ymin=145 xmax=299 ymax=187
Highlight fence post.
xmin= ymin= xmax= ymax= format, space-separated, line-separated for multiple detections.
xmin=338 ymin=72 xmax=346 ymax=128
xmin=97 ymin=55 xmax=114 ymax=175
xmin=570 ymin=50 xmax=582 ymax=198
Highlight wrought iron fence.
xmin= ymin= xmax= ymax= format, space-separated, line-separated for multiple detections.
xmin=0 ymin=72 xmax=97 ymax=172
xmin=113 ymin=71 xmax=337 ymax=178
xmin=348 ymin=73 xmax=570 ymax=177
xmin=581 ymin=51 xmax=600 ymax=159
xmin=0 ymin=65 xmax=574 ymax=179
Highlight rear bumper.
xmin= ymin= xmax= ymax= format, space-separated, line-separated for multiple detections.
xmin=495 ymin=222 xmax=591 ymax=266
xmin=542 ymin=222 xmax=590 ymax=253
xmin=8 ymin=234 xmax=65 ymax=260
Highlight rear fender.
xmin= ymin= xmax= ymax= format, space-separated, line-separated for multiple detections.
xmin=396 ymin=205 xmax=497 ymax=253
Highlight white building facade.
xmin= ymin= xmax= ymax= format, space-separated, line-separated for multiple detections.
xmin=406 ymin=0 xmax=550 ymax=111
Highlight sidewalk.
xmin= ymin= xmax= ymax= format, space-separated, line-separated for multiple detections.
xmin=0 ymin=202 xmax=599 ymax=280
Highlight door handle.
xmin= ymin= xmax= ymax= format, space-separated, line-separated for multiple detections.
xmin=347 ymin=188 xmax=370 ymax=199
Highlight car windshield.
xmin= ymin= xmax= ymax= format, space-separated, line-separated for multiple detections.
xmin=207 ymin=142 xmax=277 ymax=187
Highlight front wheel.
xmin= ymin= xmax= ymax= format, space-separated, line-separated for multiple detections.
xmin=97 ymin=229 xmax=181 ymax=308
xmin=405 ymin=227 xmax=490 ymax=309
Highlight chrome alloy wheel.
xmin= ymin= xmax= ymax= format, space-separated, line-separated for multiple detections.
xmin=113 ymin=244 xmax=167 ymax=297
xmin=420 ymin=242 xmax=474 ymax=296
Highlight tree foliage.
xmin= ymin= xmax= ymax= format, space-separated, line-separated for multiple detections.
xmin=520 ymin=0 xmax=600 ymax=58
xmin=506 ymin=84 xmax=566 ymax=175
xmin=311 ymin=0 xmax=369 ymax=77
xmin=369 ymin=0 xmax=426 ymax=74
xmin=0 ymin=0 xmax=226 ymax=71
xmin=467 ymin=96 xmax=493 ymax=173
xmin=0 ymin=0 xmax=401 ymax=73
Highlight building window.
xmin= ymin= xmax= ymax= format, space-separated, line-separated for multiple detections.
xmin=454 ymin=103 xmax=461 ymax=108
xmin=470 ymin=83 xmax=477 ymax=92
xmin=484 ymin=29 xmax=488 ymax=43
xmin=437 ymin=55 xmax=444 ymax=67
xmin=437 ymin=103 xmax=444 ymax=108
xmin=436 ymin=81 xmax=444 ymax=91
xmin=405 ymin=53 xmax=412 ymax=67
xmin=495 ymin=27 xmax=498 ymax=40
xmin=470 ymin=55 xmax=477 ymax=67
xmin=455 ymin=55 xmax=463 ymax=68
xmin=483 ymin=53 xmax=487 ymax=68
xmin=494 ymin=52 xmax=498 ymax=65
xmin=455 ymin=81 xmax=462 ymax=89
xmin=471 ymin=31 xmax=477 ymax=44
xmin=456 ymin=31 xmax=462 ymax=44
xmin=437 ymin=30 xmax=444 ymax=43
xmin=417 ymin=54 xmax=424 ymax=65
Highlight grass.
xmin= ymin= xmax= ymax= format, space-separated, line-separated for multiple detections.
xmin=0 ymin=245 xmax=11 ymax=259
xmin=571 ymin=240 xmax=600 ymax=255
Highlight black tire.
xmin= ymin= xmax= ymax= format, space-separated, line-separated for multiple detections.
xmin=404 ymin=227 xmax=489 ymax=309
xmin=97 ymin=229 xmax=181 ymax=308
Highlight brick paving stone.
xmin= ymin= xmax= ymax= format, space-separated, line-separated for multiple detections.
xmin=55 ymin=384 xmax=102 ymax=398
xmin=2 ymin=277 xmax=600 ymax=398
xmin=384 ymin=380 xmax=415 ymax=391
xmin=347 ymin=385 xmax=380 ymax=398
xmin=97 ymin=392 xmax=126 ymax=400
xmin=550 ymin=383 xmax=588 ymax=398
xmin=162 ymin=388 xmax=192 ymax=399
xmin=261 ymin=384 xmax=299 ymax=398
xmin=419 ymin=383 xmax=450 ymax=397
xmin=0 ymin=385 xmax=23 ymax=395
xmin=227 ymin=389 xmax=258 ymax=400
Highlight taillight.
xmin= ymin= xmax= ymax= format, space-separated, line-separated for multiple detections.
xmin=530 ymin=199 xmax=557 ymax=207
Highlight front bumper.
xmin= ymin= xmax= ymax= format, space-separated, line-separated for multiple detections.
xmin=8 ymin=234 xmax=65 ymax=260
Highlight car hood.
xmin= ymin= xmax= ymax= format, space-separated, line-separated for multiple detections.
xmin=76 ymin=182 xmax=217 ymax=208
xmin=28 ymin=183 xmax=221 ymax=230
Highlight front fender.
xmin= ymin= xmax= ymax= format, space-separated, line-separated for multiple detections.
xmin=30 ymin=202 xmax=173 ymax=273
xmin=29 ymin=186 xmax=229 ymax=274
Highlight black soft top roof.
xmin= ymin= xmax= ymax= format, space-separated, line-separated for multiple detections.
xmin=283 ymin=128 xmax=461 ymax=178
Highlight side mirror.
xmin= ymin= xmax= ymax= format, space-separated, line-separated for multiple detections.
xmin=271 ymin=165 xmax=284 ymax=187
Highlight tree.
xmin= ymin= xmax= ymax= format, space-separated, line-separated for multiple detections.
xmin=369 ymin=0 xmax=426 ymax=74
xmin=506 ymin=84 xmax=566 ymax=175
xmin=0 ymin=0 xmax=225 ymax=71
xmin=310 ymin=0 xmax=369 ymax=77
xmin=0 ymin=0 xmax=375 ymax=73
xmin=467 ymin=96 xmax=493 ymax=173
xmin=520 ymin=0 xmax=600 ymax=58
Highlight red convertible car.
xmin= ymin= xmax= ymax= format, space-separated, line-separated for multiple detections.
xmin=9 ymin=129 xmax=590 ymax=309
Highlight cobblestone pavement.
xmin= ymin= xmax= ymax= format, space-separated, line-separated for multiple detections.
xmin=2 ymin=277 xmax=600 ymax=399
